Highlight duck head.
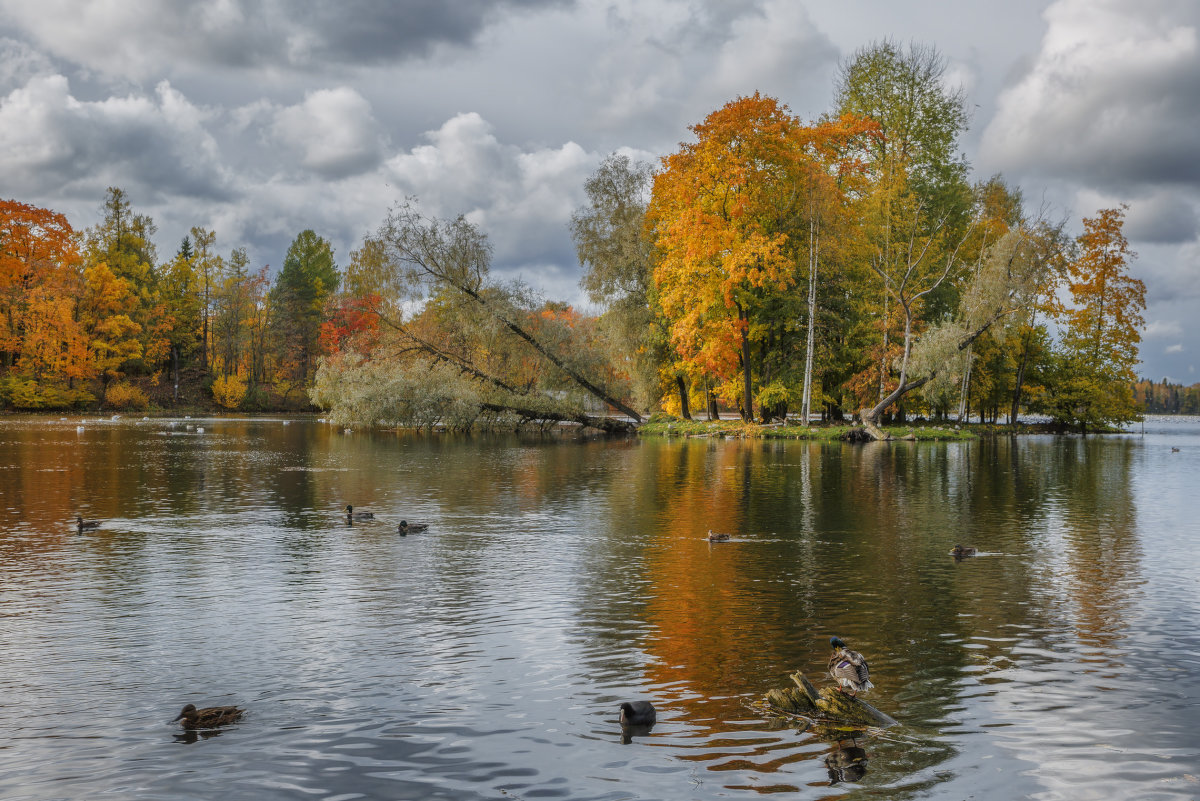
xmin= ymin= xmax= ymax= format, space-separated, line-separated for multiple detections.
xmin=830 ymin=636 xmax=847 ymax=650
xmin=173 ymin=703 xmax=198 ymax=722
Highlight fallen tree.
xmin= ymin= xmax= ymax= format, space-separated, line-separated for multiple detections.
xmin=753 ymin=670 xmax=896 ymax=729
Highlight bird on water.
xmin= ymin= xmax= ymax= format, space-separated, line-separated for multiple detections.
xmin=618 ymin=700 xmax=657 ymax=727
xmin=76 ymin=516 xmax=100 ymax=532
xmin=398 ymin=520 xmax=428 ymax=535
xmin=707 ymin=530 xmax=731 ymax=542
xmin=173 ymin=703 xmax=244 ymax=729
xmin=828 ymin=636 xmax=874 ymax=696
xmin=949 ymin=544 xmax=977 ymax=557
xmin=345 ymin=505 xmax=374 ymax=521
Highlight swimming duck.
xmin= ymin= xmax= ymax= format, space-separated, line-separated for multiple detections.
xmin=345 ymin=505 xmax=374 ymax=521
xmin=707 ymin=530 xmax=731 ymax=542
xmin=76 ymin=516 xmax=101 ymax=531
xmin=173 ymin=703 xmax=244 ymax=729
xmin=618 ymin=700 xmax=657 ymax=726
xmin=398 ymin=520 xmax=428 ymax=535
xmin=828 ymin=636 xmax=874 ymax=696
xmin=949 ymin=544 xmax=977 ymax=557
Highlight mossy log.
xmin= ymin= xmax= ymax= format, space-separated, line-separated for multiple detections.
xmin=759 ymin=671 xmax=896 ymax=729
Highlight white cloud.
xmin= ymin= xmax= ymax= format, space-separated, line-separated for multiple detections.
xmin=1166 ymin=343 xmax=1184 ymax=353
xmin=1145 ymin=320 xmax=1184 ymax=339
xmin=272 ymin=88 xmax=385 ymax=178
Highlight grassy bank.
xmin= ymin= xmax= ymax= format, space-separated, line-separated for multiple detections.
xmin=638 ymin=414 xmax=979 ymax=441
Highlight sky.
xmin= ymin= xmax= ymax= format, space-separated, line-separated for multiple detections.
xmin=1 ymin=0 xmax=1197 ymax=382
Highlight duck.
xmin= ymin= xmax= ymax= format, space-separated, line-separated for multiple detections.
xmin=173 ymin=703 xmax=244 ymax=729
xmin=949 ymin=544 xmax=977 ymax=557
xmin=618 ymin=700 xmax=657 ymax=727
xmin=76 ymin=516 xmax=101 ymax=532
xmin=398 ymin=520 xmax=428 ymax=535
xmin=1171 ymin=446 xmax=1180 ymax=452
xmin=345 ymin=505 xmax=374 ymax=521
xmin=707 ymin=530 xmax=732 ymax=542
xmin=828 ymin=636 xmax=874 ymax=696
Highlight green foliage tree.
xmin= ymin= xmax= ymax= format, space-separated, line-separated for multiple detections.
xmin=271 ymin=230 xmax=339 ymax=386
xmin=570 ymin=154 xmax=668 ymax=415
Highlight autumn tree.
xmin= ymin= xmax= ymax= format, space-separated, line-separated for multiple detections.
xmin=837 ymin=41 xmax=974 ymax=418
xmin=1039 ymin=206 xmax=1145 ymax=431
xmin=85 ymin=188 xmax=170 ymax=375
xmin=0 ymin=200 xmax=92 ymax=407
xmin=648 ymin=93 xmax=807 ymax=421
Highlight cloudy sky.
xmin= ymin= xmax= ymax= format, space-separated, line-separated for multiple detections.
xmin=2 ymin=0 xmax=1197 ymax=382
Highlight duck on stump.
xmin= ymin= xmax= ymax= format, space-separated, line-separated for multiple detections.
xmin=828 ymin=636 xmax=874 ymax=697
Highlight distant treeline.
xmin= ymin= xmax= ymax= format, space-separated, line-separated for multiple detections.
xmin=1134 ymin=379 xmax=1200 ymax=415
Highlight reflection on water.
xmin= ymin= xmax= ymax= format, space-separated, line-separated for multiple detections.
xmin=2 ymin=416 xmax=1199 ymax=800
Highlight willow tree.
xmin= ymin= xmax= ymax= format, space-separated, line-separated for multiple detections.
xmin=313 ymin=204 xmax=639 ymax=433
xmin=858 ymin=224 xmax=1060 ymax=436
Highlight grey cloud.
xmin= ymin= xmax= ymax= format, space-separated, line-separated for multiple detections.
xmin=0 ymin=76 xmax=233 ymax=202
xmin=980 ymin=0 xmax=1200 ymax=191
xmin=1124 ymin=193 xmax=1199 ymax=244
xmin=0 ymin=0 xmax=572 ymax=79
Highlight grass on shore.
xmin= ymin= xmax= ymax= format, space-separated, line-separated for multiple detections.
xmin=638 ymin=414 xmax=983 ymax=441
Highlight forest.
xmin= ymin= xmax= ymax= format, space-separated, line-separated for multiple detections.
xmin=0 ymin=43 xmax=1158 ymax=434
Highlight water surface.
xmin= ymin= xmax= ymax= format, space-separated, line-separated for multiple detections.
xmin=2 ymin=415 xmax=1198 ymax=800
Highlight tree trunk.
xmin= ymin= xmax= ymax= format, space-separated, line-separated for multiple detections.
xmin=801 ymin=217 xmax=818 ymax=425
xmin=758 ymin=671 xmax=896 ymax=729
xmin=676 ymin=374 xmax=692 ymax=420
xmin=1010 ymin=340 xmax=1029 ymax=426
xmin=738 ymin=304 xmax=753 ymax=422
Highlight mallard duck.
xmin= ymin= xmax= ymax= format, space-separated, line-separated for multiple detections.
xmin=173 ymin=703 xmax=244 ymax=729
xmin=828 ymin=636 xmax=874 ymax=696
xmin=707 ymin=530 xmax=731 ymax=542
xmin=345 ymin=505 xmax=373 ymax=521
xmin=76 ymin=516 xmax=100 ymax=531
xmin=1171 ymin=446 xmax=1180 ymax=452
xmin=950 ymin=544 xmax=977 ymax=557
xmin=398 ymin=520 xmax=428 ymax=535
xmin=618 ymin=700 xmax=657 ymax=726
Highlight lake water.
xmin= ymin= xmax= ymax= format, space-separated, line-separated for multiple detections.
xmin=1 ymin=415 xmax=1198 ymax=800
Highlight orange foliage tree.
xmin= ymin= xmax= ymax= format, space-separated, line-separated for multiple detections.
xmin=0 ymin=200 xmax=93 ymax=397
xmin=648 ymin=93 xmax=806 ymax=421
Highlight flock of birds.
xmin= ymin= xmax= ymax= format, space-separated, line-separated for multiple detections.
xmin=171 ymin=636 xmax=874 ymax=732
xmin=73 ymin=505 xmax=429 ymax=536
xmin=344 ymin=505 xmax=428 ymax=535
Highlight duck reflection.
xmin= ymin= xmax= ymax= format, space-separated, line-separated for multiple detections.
xmin=173 ymin=728 xmax=225 ymax=744
xmin=824 ymin=737 xmax=868 ymax=785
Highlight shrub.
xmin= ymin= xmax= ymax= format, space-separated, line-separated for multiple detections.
xmin=0 ymin=377 xmax=95 ymax=410
xmin=105 ymin=381 xmax=149 ymax=411
xmin=212 ymin=373 xmax=247 ymax=409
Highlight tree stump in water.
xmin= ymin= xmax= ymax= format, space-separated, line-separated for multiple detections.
xmin=759 ymin=671 xmax=896 ymax=729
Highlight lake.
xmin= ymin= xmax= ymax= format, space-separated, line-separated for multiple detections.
xmin=1 ymin=415 xmax=1198 ymax=800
